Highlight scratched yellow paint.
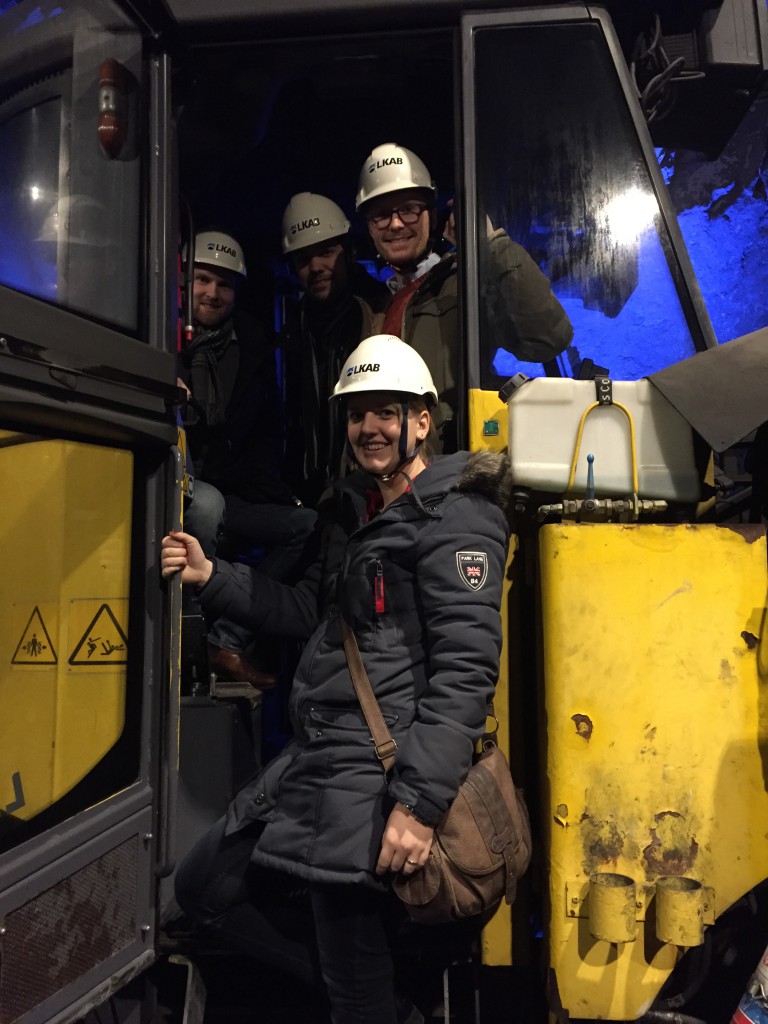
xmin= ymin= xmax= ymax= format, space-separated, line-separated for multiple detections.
xmin=541 ymin=522 xmax=768 ymax=1019
xmin=0 ymin=433 xmax=132 ymax=821
xmin=468 ymin=390 xmax=515 ymax=965
xmin=480 ymin=541 xmax=518 ymax=966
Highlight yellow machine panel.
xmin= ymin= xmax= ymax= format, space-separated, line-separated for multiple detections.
xmin=468 ymin=388 xmax=509 ymax=454
xmin=541 ymin=522 xmax=768 ymax=1020
xmin=468 ymin=389 xmax=516 ymax=965
xmin=1 ymin=433 xmax=133 ymax=822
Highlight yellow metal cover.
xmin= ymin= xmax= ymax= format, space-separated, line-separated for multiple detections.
xmin=1 ymin=434 xmax=132 ymax=824
xmin=541 ymin=522 xmax=768 ymax=1020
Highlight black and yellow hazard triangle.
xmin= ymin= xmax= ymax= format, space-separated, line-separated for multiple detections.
xmin=69 ymin=603 xmax=128 ymax=665
xmin=12 ymin=606 xmax=57 ymax=665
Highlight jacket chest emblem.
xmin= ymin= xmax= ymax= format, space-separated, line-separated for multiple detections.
xmin=456 ymin=551 xmax=489 ymax=591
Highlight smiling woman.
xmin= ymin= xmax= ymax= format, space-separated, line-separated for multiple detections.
xmin=332 ymin=333 xmax=438 ymax=490
xmin=345 ymin=392 xmax=430 ymax=490
xmin=160 ymin=333 xmax=512 ymax=1023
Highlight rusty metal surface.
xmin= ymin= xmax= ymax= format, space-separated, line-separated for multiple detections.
xmin=541 ymin=522 xmax=768 ymax=1020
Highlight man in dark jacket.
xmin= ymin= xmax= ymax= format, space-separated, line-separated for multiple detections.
xmin=180 ymin=229 xmax=316 ymax=686
xmin=280 ymin=193 xmax=388 ymax=507
xmin=356 ymin=143 xmax=574 ymax=451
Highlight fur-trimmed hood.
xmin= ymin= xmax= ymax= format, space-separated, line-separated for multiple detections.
xmin=406 ymin=449 xmax=512 ymax=512
xmin=453 ymin=450 xmax=512 ymax=509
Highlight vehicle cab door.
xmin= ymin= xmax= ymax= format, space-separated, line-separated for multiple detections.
xmin=0 ymin=2 xmax=181 ymax=1021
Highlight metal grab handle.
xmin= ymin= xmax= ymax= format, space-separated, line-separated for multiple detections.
xmin=156 ymin=443 xmax=184 ymax=879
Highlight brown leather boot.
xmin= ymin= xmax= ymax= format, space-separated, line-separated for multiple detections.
xmin=207 ymin=644 xmax=277 ymax=691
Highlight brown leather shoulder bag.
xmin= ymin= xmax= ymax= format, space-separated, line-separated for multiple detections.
xmin=340 ymin=617 xmax=532 ymax=925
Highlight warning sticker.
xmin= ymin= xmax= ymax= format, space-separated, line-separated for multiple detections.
xmin=12 ymin=606 xmax=58 ymax=665
xmin=68 ymin=601 xmax=128 ymax=666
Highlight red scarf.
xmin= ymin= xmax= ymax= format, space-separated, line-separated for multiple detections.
xmin=381 ymin=276 xmax=422 ymax=337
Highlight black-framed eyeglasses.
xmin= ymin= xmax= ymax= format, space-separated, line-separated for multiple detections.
xmin=366 ymin=202 xmax=428 ymax=229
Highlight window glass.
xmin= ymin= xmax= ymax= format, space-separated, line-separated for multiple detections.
xmin=0 ymin=431 xmax=138 ymax=854
xmin=0 ymin=0 xmax=142 ymax=331
xmin=471 ymin=22 xmax=700 ymax=387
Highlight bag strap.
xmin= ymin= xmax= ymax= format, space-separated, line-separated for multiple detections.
xmin=339 ymin=615 xmax=397 ymax=773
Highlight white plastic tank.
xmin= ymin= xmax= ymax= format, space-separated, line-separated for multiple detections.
xmin=506 ymin=378 xmax=701 ymax=502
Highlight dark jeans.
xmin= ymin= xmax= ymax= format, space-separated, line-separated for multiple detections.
xmin=183 ymin=480 xmax=226 ymax=558
xmin=175 ymin=816 xmax=399 ymax=1024
xmin=222 ymin=494 xmax=317 ymax=580
xmin=207 ymin=497 xmax=317 ymax=653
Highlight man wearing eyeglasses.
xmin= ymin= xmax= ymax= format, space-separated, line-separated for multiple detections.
xmin=356 ymin=142 xmax=573 ymax=450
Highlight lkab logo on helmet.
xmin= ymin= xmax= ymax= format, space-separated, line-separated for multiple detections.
xmin=346 ymin=362 xmax=380 ymax=377
xmin=206 ymin=241 xmax=238 ymax=258
xmin=368 ymin=156 xmax=404 ymax=173
xmin=290 ymin=217 xmax=321 ymax=236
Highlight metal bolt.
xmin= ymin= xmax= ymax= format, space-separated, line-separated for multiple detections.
xmin=0 ymin=337 xmax=7 ymax=348
xmin=0 ymin=925 xmax=6 ymax=935
xmin=636 ymin=901 xmax=643 ymax=908
xmin=571 ymin=897 xmax=579 ymax=904
xmin=143 ymin=832 xmax=153 ymax=842
xmin=141 ymin=924 xmax=151 ymax=934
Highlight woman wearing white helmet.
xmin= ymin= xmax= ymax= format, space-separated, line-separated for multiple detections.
xmin=162 ymin=335 xmax=511 ymax=1023
xmin=356 ymin=142 xmax=574 ymax=451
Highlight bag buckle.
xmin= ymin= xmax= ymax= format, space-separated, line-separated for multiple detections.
xmin=375 ymin=738 xmax=397 ymax=762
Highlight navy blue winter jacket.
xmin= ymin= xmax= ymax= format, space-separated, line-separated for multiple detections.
xmin=196 ymin=449 xmax=511 ymax=888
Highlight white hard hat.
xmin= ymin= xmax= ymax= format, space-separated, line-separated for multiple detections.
xmin=331 ymin=334 xmax=438 ymax=405
xmin=355 ymin=143 xmax=436 ymax=211
xmin=194 ymin=230 xmax=247 ymax=277
xmin=282 ymin=193 xmax=350 ymax=255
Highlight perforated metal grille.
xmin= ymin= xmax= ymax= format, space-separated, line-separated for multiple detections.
xmin=0 ymin=836 xmax=139 ymax=1024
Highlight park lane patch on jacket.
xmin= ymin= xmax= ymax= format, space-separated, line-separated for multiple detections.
xmin=456 ymin=551 xmax=489 ymax=591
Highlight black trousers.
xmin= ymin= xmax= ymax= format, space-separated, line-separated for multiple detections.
xmin=175 ymin=816 xmax=401 ymax=1024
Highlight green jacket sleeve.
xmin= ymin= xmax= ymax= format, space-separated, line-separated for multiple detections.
xmin=483 ymin=228 xmax=573 ymax=362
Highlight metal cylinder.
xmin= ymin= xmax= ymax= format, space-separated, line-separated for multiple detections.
xmin=588 ymin=872 xmax=637 ymax=943
xmin=655 ymin=876 xmax=705 ymax=947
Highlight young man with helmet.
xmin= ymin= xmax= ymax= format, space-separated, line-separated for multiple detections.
xmin=281 ymin=192 xmax=388 ymax=507
xmin=179 ymin=229 xmax=316 ymax=688
xmin=162 ymin=334 xmax=511 ymax=1024
xmin=356 ymin=142 xmax=574 ymax=450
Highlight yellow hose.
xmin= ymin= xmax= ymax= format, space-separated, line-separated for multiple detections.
xmin=566 ymin=399 xmax=639 ymax=496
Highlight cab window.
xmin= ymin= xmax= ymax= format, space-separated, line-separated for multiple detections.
xmin=0 ymin=0 xmax=142 ymax=332
xmin=466 ymin=17 xmax=705 ymax=386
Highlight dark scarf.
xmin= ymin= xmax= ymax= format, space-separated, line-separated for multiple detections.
xmin=301 ymin=293 xmax=361 ymax=486
xmin=184 ymin=319 xmax=234 ymax=427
